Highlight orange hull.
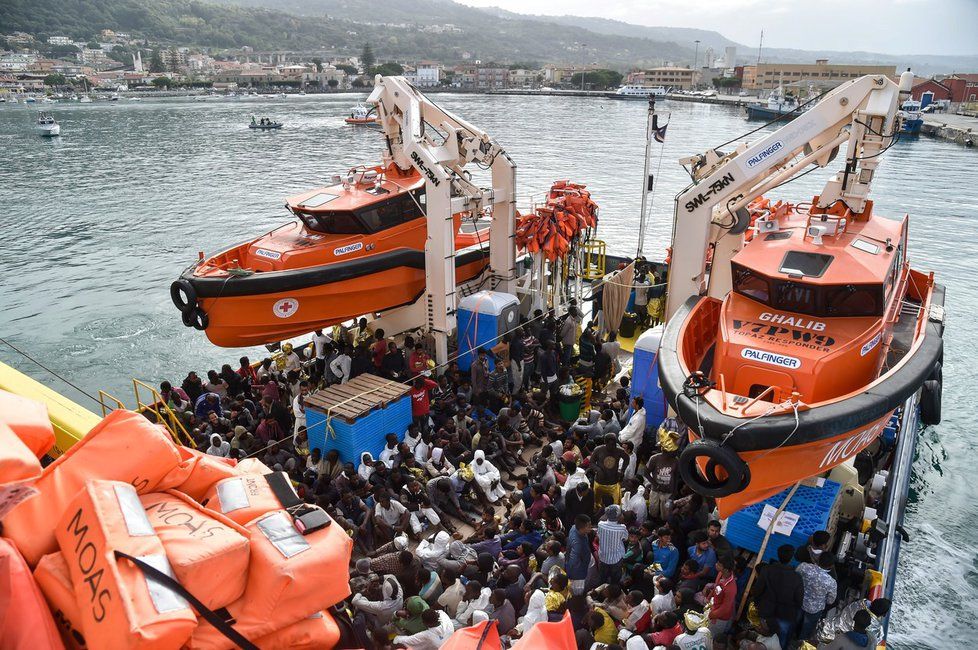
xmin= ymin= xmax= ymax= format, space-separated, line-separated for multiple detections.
xmin=197 ymin=254 xmax=488 ymax=347
xmin=698 ymin=410 xmax=893 ymax=517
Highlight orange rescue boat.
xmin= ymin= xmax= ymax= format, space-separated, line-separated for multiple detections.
xmin=658 ymin=197 xmax=945 ymax=517
xmin=171 ymin=163 xmax=490 ymax=347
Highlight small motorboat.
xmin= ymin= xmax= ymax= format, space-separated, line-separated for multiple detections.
xmin=898 ymin=99 xmax=923 ymax=135
xmin=344 ymin=103 xmax=378 ymax=125
xmin=36 ymin=112 xmax=60 ymax=137
xmin=249 ymin=117 xmax=283 ymax=130
xmin=659 ymin=197 xmax=944 ymax=516
xmin=744 ymin=87 xmax=805 ymax=121
xmin=171 ymin=164 xmax=491 ymax=346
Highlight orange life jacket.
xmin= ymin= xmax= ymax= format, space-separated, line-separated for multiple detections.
xmin=253 ymin=609 xmax=342 ymax=649
xmin=164 ymin=447 xmax=239 ymax=501
xmin=55 ymin=480 xmax=197 ymax=650
xmin=34 ymin=552 xmax=88 ymax=649
xmin=199 ymin=474 xmax=284 ymax=527
xmin=0 ymin=420 xmax=42 ymax=519
xmin=188 ymin=509 xmax=352 ymax=649
xmin=0 ymin=537 xmax=65 ymax=650
xmin=140 ymin=490 xmax=250 ymax=610
xmin=4 ymin=410 xmax=185 ymax=566
xmin=0 ymin=388 xmax=55 ymax=458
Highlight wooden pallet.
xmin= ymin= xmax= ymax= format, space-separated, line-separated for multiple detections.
xmin=304 ymin=374 xmax=411 ymax=423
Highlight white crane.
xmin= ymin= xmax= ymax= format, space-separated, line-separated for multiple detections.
xmin=366 ymin=75 xmax=518 ymax=364
xmin=664 ymin=71 xmax=914 ymax=320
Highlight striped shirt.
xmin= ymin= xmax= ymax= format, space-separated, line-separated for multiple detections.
xmin=596 ymin=520 xmax=628 ymax=565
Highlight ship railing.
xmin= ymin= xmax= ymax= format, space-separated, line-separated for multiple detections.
xmin=131 ymin=379 xmax=197 ymax=448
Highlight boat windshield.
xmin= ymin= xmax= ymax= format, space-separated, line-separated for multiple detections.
xmin=732 ymin=262 xmax=884 ymax=318
xmin=296 ymin=191 xmax=425 ymax=235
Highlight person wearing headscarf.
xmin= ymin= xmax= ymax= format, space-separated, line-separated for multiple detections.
xmin=622 ymin=484 xmax=648 ymax=526
xmin=351 ymin=574 xmax=403 ymax=627
xmin=393 ymin=595 xmax=430 ymax=635
xmin=425 ymin=447 xmax=455 ymax=478
xmin=206 ymin=433 xmax=230 ymax=458
xmin=515 ymin=588 xmax=548 ymax=635
xmin=417 ymin=531 xmax=452 ymax=571
xmin=358 ymin=452 xmax=376 ymax=481
xmin=471 ymin=449 xmax=506 ymax=503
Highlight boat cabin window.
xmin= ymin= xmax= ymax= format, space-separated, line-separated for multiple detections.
xmin=297 ymin=210 xmax=365 ymax=235
xmin=824 ymin=284 xmax=884 ymax=317
xmin=732 ymin=264 xmax=770 ymax=302
xmin=356 ymin=192 xmax=424 ymax=233
xmin=733 ymin=262 xmax=884 ymax=318
xmin=779 ymin=251 xmax=833 ymax=278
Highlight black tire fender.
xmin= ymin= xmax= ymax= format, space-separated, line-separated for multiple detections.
xmin=170 ymin=279 xmax=197 ymax=313
xmin=678 ymin=438 xmax=750 ymax=498
xmin=920 ymin=379 xmax=941 ymax=426
xmin=182 ymin=307 xmax=209 ymax=331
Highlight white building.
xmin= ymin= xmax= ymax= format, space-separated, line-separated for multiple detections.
xmin=48 ymin=36 xmax=72 ymax=46
xmin=415 ymin=62 xmax=440 ymax=87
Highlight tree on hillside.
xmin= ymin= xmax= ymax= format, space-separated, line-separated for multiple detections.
xmin=336 ymin=63 xmax=357 ymax=75
xmin=327 ymin=79 xmax=338 ymax=88
xmin=360 ymin=44 xmax=375 ymax=73
xmin=44 ymin=73 xmax=66 ymax=87
xmin=152 ymin=76 xmax=173 ymax=89
xmin=312 ymin=57 xmax=323 ymax=72
xmin=149 ymin=49 xmax=165 ymax=74
xmin=86 ymin=41 xmax=100 ymax=50
xmin=372 ymin=62 xmax=403 ymax=76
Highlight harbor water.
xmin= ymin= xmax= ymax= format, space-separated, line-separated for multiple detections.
xmin=0 ymin=93 xmax=974 ymax=646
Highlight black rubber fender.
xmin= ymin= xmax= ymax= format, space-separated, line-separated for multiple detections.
xmin=182 ymin=307 xmax=209 ymax=331
xmin=928 ymin=361 xmax=942 ymax=384
xmin=170 ymin=279 xmax=197 ymax=313
xmin=678 ymin=438 xmax=749 ymax=498
xmin=920 ymin=379 xmax=941 ymax=425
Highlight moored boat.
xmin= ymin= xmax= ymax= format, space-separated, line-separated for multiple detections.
xmin=171 ymin=164 xmax=491 ymax=347
xmin=612 ymin=84 xmax=667 ymax=100
xmin=898 ymin=98 xmax=924 ymax=135
xmin=744 ymin=87 xmax=805 ymax=121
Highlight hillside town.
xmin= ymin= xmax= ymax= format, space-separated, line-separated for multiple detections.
xmin=3 ymin=28 xmax=978 ymax=109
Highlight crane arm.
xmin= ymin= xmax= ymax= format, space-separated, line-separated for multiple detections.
xmin=365 ymin=75 xmax=517 ymax=364
xmin=664 ymin=71 xmax=914 ymax=321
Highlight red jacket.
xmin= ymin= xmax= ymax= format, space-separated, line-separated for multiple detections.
xmin=710 ymin=573 xmax=737 ymax=621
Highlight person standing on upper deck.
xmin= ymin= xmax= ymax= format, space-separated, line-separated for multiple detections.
xmin=589 ymin=433 xmax=628 ymax=508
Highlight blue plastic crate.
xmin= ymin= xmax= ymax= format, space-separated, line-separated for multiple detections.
xmin=306 ymin=393 xmax=411 ymax=464
xmin=726 ymin=479 xmax=841 ymax=563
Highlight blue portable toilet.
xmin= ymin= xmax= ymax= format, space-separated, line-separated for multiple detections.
xmin=631 ymin=325 xmax=668 ymax=430
xmin=456 ymin=291 xmax=520 ymax=373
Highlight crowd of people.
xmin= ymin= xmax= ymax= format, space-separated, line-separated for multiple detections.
xmin=156 ymin=296 xmax=887 ymax=650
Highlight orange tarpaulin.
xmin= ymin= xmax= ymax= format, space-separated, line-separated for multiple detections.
xmin=440 ymin=619 xmax=501 ymax=650
xmin=512 ymin=612 xmax=577 ymax=650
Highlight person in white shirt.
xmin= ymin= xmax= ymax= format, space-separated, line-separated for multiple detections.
xmin=674 ymin=621 xmax=712 ymax=650
xmin=623 ymin=590 xmax=651 ymax=629
xmin=281 ymin=343 xmax=302 ymax=374
xmin=617 ymin=629 xmax=651 ymax=650
xmin=291 ymin=381 xmax=309 ymax=434
xmin=311 ymin=329 xmax=333 ymax=359
xmin=650 ymin=578 xmax=675 ymax=615
xmin=351 ymin=574 xmax=403 ymax=627
xmin=452 ymin=581 xmax=491 ymax=629
xmin=329 ymin=345 xmax=352 ymax=384
xmin=618 ymin=397 xmax=646 ymax=449
xmin=393 ymin=608 xmax=454 ymax=650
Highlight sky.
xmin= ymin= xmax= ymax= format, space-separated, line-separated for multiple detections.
xmin=457 ymin=0 xmax=978 ymax=56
